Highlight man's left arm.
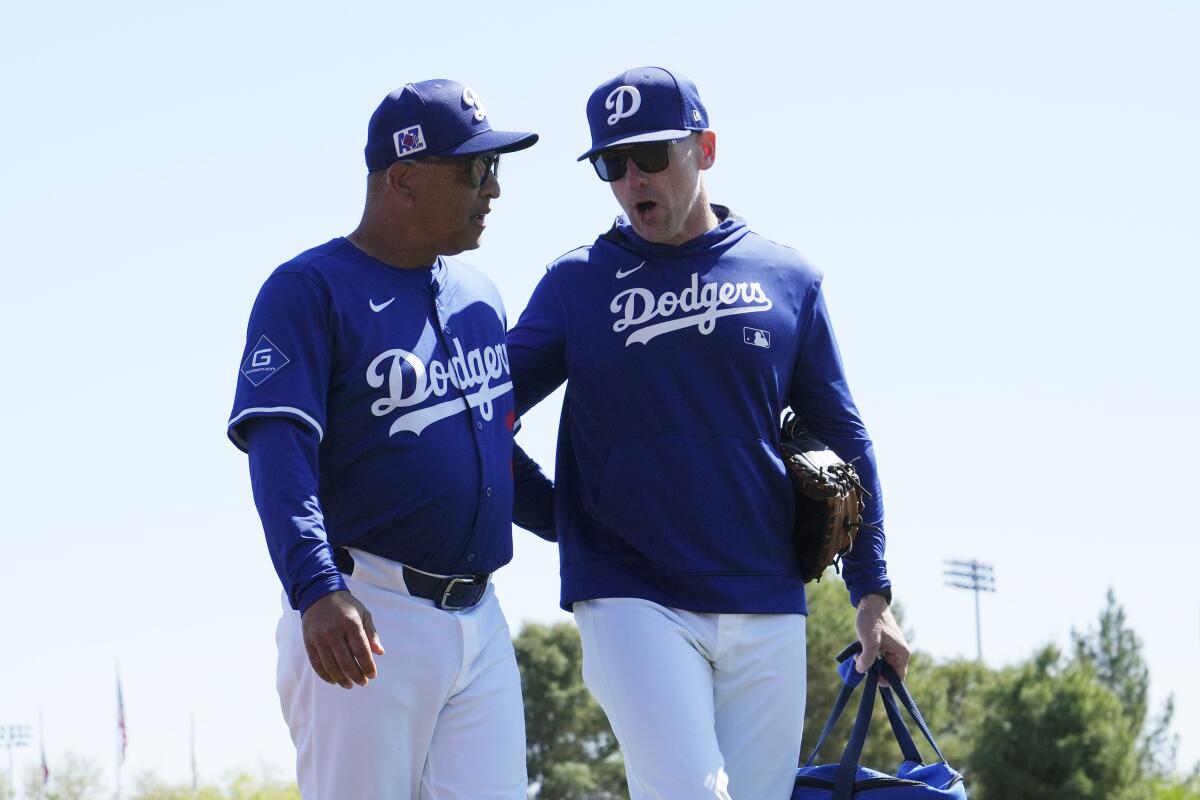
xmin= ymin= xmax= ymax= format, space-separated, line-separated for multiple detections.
xmin=787 ymin=281 xmax=910 ymax=678
xmin=513 ymin=440 xmax=556 ymax=541
xmin=507 ymin=266 xmax=569 ymax=539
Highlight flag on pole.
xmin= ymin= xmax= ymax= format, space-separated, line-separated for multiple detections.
xmin=40 ymin=708 xmax=49 ymax=786
xmin=190 ymin=713 xmax=198 ymax=791
xmin=116 ymin=666 xmax=128 ymax=800
xmin=117 ymin=672 xmax=127 ymax=764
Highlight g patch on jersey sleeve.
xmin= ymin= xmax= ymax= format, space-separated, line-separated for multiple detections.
xmin=240 ymin=334 xmax=291 ymax=386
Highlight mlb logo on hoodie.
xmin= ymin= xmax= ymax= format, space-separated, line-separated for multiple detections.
xmin=744 ymin=327 xmax=771 ymax=349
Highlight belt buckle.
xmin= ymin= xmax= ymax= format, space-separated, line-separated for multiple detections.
xmin=437 ymin=575 xmax=484 ymax=610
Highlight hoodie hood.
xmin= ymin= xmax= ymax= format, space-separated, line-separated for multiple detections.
xmin=599 ymin=204 xmax=751 ymax=259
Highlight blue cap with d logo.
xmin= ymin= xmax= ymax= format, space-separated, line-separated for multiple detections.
xmin=578 ymin=66 xmax=709 ymax=161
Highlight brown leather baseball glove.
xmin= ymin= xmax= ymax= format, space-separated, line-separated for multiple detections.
xmin=778 ymin=412 xmax=866 ymax=582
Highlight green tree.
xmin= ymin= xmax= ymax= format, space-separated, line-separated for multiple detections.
xmin=21 ymin=752 xmax=108 ymax=800
xmin=903 ymin=655 xmax=992 ymax=774
xmin=1072 ymin=589 xmax=1178 ymax=782
xmin=130 ymin=766 xmax=299 ymax=800
xmin=1144 ymin=773 xmax=1200 ymax=800
xmin=222 ymin=767 xmax=300 ymax=800
xmin=131 ymin=769 xmax=222 ymax=800
xmin=971 ymin=645 xmax=1137 ymax=800
xmin=514 ymin=622 xmax=628 ymax=800
xmin=1072 ymin=590 xmax=1149 ymax=732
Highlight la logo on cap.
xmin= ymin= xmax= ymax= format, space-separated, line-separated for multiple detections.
xmin=605 ymin=86 xmax=641 ymax=125
xmin=462 ymin=87 xmax=487 ymax=121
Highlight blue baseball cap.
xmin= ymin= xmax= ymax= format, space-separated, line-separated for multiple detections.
xmin=364 ymin=79 xmax=539 ymax=172
xmin=578 ymin=66 xmax=709 ymax=161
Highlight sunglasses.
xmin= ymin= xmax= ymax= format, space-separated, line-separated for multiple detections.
xmin=589 ymin=139 xmax=680 ymax=182
xmin=421 ymin=152 xmax=501 ymax=188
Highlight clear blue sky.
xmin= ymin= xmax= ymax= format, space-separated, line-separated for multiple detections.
xmin=2 ymin=0 xmax=1197 ymax=790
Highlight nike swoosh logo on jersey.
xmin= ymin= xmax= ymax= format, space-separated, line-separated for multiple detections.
xmin=615 ymin=261 xmax=646 ymax=279
xmin=369 ymin=298 xmax=395 ymax=312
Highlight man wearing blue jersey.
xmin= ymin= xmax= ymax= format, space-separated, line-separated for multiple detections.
xmin=507 ymin=67 xmax=911 ymax=799
xmin=228 ymin=79 xmax=540 ymax=799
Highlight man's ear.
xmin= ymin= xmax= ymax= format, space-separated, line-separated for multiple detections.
xmin=385 ymin=160 xmax=418 ymax=201
xmin=696 ymin=130 xmax=717 ymax=171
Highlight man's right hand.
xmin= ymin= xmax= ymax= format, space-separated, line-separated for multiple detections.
xmin=301 ymin=590 xmax=386 ymax=688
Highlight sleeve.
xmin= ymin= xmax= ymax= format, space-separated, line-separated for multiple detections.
xmin=512 ymin=441 xmax=556 ymax=542
xmin=227 ymin=272 xmax=332 ymax=451
xmin=506 ymin=268 xmax=569 ymax=416
xmin=788 ymin=281 xmax=890 ymax=606
xmin=244 ymin=416 xmax=347 ymax=612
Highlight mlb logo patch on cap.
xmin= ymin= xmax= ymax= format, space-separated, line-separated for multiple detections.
xmin=393 ymin=125 xmax=427 ymax=158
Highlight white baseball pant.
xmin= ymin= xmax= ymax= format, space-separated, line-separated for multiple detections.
xmin=275 ymin=548 xmax=527 ymax=799
xmin=574 ymin=597 xmax=806 ymax=800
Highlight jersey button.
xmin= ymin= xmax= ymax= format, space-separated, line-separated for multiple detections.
xmin=467 ymin=553 xmax=476 ymax=563
xmin=475 ymin=420 xmax=484 ymax=431
xmin=485 ymin=486 xmax=493 ymax=498
xmin=443 ymin=325 xmax=452 ymax=336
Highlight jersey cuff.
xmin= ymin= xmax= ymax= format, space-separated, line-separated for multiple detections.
xmin=847 ymin=580 xmax=892 ymax=608
xmin=294 ymin=571 xmax=349 ymax=614
xmin=843 ymin=560 xmax=890 ymax=607
xmin=227 ymin=406 xmax=325 ymax=452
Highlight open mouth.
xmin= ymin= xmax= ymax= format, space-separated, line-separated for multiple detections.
xmin=635 ymin=201 xmax=657 ymax=215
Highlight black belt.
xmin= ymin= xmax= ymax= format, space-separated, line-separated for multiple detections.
xmin=334 ymin=547 xmax=489 ymax=611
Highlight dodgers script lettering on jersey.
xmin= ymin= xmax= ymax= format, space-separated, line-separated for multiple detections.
xmin=368 ymin=338 xmax=512 ymax=435
xmin=610 ymin=271 xmax=773 ymax=346
xmin=228 ymin=239 xmax=519 ymax=582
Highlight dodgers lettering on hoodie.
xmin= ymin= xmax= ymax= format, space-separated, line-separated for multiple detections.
xmin=508 ymin=207 xmax=890 ymax=615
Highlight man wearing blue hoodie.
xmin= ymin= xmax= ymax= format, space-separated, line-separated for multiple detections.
xmin=507 ymin=67 xmax=910 ymax=799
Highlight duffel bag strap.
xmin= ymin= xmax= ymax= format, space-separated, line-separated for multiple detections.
xmin=805 ymin=643 xmax=953 ymax=800
xmin=800 ymin=642 xmax=871 ymax=768
xmin=880 ymin=687 xmax=924 ymax=764
xmin=800 ymin=671 xmax=858 ymax=768
xmin=833 ymin=666 xmax=880 ymax=800
xmin=878 ymin=660 xmax=949 ymax=764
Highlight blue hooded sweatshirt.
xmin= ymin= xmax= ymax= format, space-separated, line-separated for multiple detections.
xmin=508 ymin=207 xmax=890 ymax=614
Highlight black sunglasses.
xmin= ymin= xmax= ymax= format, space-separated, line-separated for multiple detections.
xmin=421 ymin=152 xmax=501 ymax=188
xmin=589 ymin=139 xmax=680 ymax=182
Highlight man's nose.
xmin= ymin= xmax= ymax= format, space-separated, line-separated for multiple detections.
xmin=480 ymin=170 xmax=501 ymax=198
xmin=621 ymin=157 xmax=650 ymax=186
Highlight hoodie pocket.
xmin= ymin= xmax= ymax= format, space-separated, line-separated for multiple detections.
xmin=594 ymin=435 xmax=795 ymax=574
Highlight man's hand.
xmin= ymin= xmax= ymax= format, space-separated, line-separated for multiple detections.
xmin=301 ymin=590 xmax=386 ymax=689
xmin=854 ymin=592 xmax=910 ymax=682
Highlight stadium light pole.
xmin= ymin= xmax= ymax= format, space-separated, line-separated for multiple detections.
xmin=1 ymin=724 xmax=32 ymax=798
xmin=943 ymin=559 xmax=996 ymax=661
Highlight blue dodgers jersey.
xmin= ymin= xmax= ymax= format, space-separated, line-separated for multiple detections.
xmin=508 ymin=208 xmax=889 ymax=614
xmin=229 ymin=238 xmax=516 ymax=576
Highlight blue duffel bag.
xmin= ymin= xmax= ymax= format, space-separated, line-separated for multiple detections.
xmin=794 ymin=642 xmax=967 ymax=799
